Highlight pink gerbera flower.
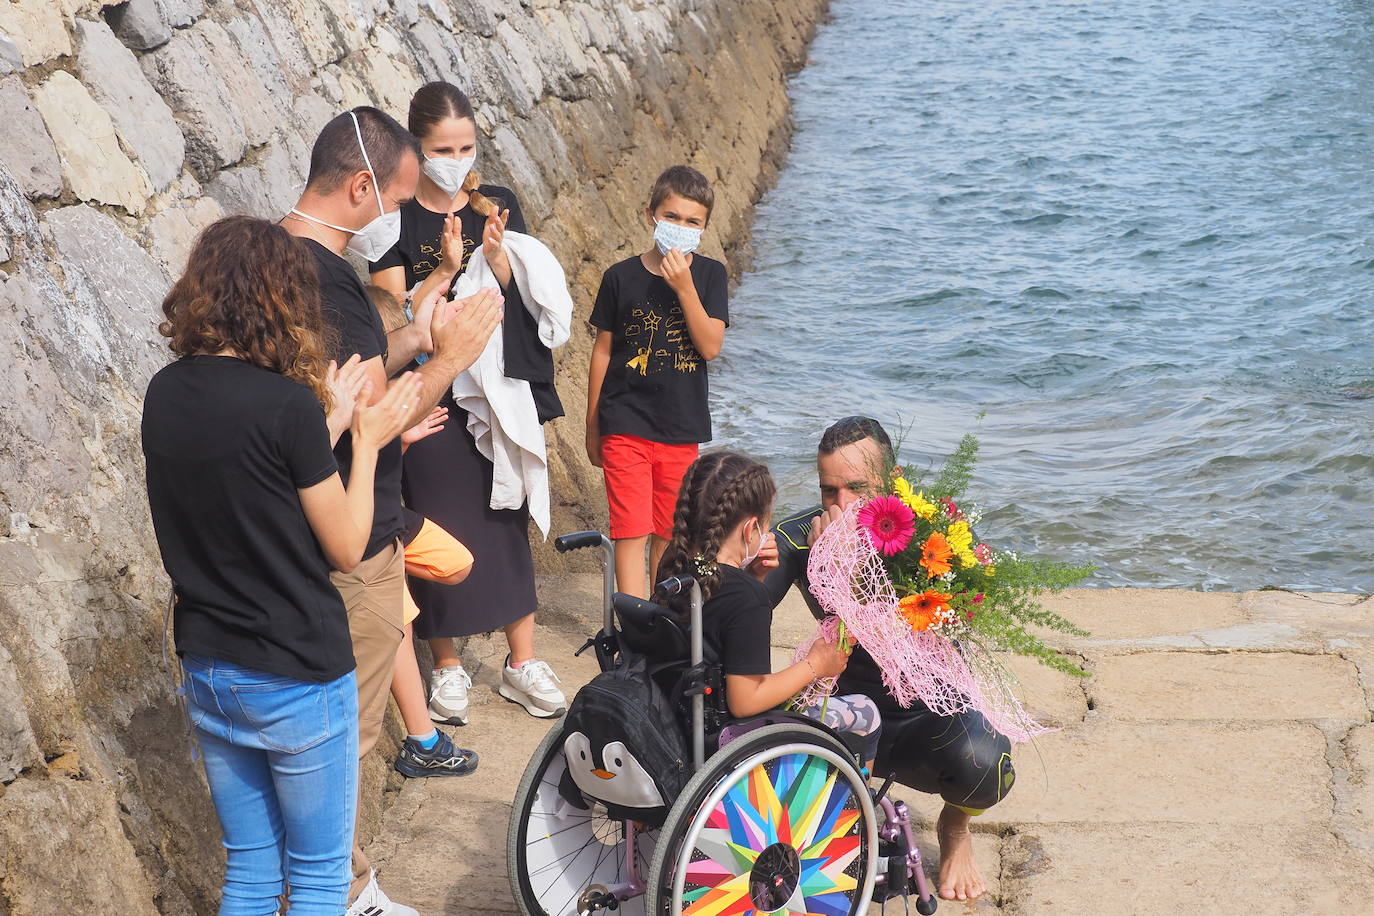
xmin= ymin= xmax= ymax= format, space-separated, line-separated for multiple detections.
xmin=857 ymin=496 xmax=916 ymax=556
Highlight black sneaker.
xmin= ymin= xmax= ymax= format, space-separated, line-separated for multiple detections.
xmin=394 ymin=730 xmax=479 ymax=778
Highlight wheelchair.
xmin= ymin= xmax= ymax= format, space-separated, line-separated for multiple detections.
xmin=507 ymin=531 xmax=938 ymax=915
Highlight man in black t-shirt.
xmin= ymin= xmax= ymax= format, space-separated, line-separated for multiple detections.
xmin=281 ymin=106 xmax=501 ymax=916
xmin=761 ymin=417 xmax=1014 ymax=905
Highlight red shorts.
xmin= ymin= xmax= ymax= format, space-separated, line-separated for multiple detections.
xmin=601 ymin=434 xmax=699 ymax=540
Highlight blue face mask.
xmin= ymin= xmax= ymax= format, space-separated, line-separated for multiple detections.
xmin=653 ymin=220 xmax=703 ymax=256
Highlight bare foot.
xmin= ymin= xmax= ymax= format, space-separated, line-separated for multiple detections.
xmin=937 ymin=804 xmax=986 ymax=901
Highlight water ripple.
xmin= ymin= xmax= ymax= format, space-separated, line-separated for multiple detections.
xmin=711 ymin=0 xmax=1374 ymax=592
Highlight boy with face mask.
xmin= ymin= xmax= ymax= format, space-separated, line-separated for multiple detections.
xmin=586 ymin=165 xmax=730 ymax=600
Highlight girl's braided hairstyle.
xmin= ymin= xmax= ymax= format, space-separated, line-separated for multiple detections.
xmin=654 ymin=451 xmax=776 ymax=608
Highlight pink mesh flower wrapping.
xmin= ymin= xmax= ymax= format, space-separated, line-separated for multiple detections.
xmin=792 ymin=502 xmax=1048 ymax=744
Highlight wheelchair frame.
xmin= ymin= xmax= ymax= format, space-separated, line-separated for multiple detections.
xmin=507 ymin=531 xmax=938 ymax=916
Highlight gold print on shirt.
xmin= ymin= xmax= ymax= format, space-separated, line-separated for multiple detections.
xmin=413 ymin=231 xmax=476 ymax=281
xmin=624 ymin=299 xmax=700 ymax=376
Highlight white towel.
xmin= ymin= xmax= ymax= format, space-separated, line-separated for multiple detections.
xmin=447 ymin=231 xmax=572 ymax=537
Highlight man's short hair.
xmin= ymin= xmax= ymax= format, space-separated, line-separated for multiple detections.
xmin=818 ymin=416 xmax=895 ymax=462
xmin=306 ymin=106 xmax=419 ymax=195
xmin=649 ymin=165 xmax=714 ymax=220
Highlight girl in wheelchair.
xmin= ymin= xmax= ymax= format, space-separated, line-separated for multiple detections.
xmin=509 ymin=452 xmax=942 ymax=916
xmin=655 ymin=450 xmax=883 ymax=770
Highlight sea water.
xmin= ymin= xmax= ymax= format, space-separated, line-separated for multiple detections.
xmin=710 ymin=0 xmax=1374 ymax=590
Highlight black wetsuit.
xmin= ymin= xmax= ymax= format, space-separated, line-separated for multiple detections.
xmin=763 ymin=506 xmax=1016 ymax=813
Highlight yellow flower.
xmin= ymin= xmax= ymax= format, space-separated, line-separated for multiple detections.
xmin=948 ymin=521 xmax=978 ymax=568
xmin=948 ymin=521 xmax=973 ymax=553
xmin=893 ymin=478 xmax=938 ymax=520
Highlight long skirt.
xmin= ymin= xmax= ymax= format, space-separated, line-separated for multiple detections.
xmin=402 ymin=396 xmax=537 ymax=640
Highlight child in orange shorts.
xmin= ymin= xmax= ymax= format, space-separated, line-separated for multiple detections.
xmin=389 ymin=506 xmax=479 ymax=778
xmin=367 ymin=283 xmax=479 ymax=776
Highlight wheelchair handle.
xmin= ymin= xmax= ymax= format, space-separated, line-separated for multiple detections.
xmin=655 ymin=575 xmax=705 ymax=770
xmin=555 ymin=531 xmax=616 ymax=632
xmin=554 ymin=530 xmax=605 ymax=553
xmin=655 ymin=574 xmax=696 ymax=597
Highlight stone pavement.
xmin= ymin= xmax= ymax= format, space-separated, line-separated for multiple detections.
xmin=369 ymin=578 xmax=1374 ymax=915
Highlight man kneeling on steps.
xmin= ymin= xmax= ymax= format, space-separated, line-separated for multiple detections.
xmin=761 ymin=416 xmax=1015 ymax=903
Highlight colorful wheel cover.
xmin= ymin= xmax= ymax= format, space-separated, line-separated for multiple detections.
xmin=678 ymin=751 xmax=867 ymax=915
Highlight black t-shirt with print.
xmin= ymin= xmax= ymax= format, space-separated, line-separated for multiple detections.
xmin=590 ymin=254 xmax=729 ymax=444
xmin=142 ymin=357 xmax=353 ymax=682
xmin=702 ymin=564 xmax=774 ymax=677
xmin=369 ymin=186 xmax=563 ymax=422
xmin=305 ymin=238 xmax=405 ymax=560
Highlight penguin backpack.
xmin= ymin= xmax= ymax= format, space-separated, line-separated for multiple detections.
xmin=560 ymin=653 xmax=690 ymax=824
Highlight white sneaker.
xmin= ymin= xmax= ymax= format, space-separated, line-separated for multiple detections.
xmin=499 ymin=657 xmax=567 ymax=718
xmin=345 ymin=869 xmax=418 ymax=916
xmin=428 ymin=665 xmax=471 ymax=726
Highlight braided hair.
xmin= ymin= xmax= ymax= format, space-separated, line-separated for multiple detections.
xmin=654 ymin=451 xmax=776 ymax=608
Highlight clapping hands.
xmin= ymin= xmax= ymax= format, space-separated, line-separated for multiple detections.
xmin=432 ymin=286 xmax=503 ymax=373
xmin=326 ymin=355 xmax=371 ymax=445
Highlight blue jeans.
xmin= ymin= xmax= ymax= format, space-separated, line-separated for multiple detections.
xmin=183 ymin=654 xmax=358 ymax=916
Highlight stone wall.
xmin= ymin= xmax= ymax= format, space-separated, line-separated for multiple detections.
xmin=0 ymin=0 xmax=826 ymax=911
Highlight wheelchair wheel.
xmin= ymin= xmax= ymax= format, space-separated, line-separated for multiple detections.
xmin=508 ymin=721 xmax=658 ymax=916
xmin=645 ymin=723 xmax=878 ymax=915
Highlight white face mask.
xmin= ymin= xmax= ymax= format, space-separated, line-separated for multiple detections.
xmin=290 ymin=110 xmax=402 ymax=262
xmin=423 ymin=154 xmax=475 ymax=197
xmin=740 ymin=520 xmax=764 ymax=568
xmin=653 ymin=219 xmax=703 ymax=256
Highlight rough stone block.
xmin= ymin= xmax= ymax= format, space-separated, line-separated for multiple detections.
xmin=494 ymin=19 xmax=545 ymax=113
xmin=404 ymin=15 xmax=476 ymax=87
xmin=107 ymin=0 xmax=171 ymax=50
xmin=32 ymin=72 xmax=153 ymax=215
xmin=225 ymin=10 xmax=295 ymax=108
xmin=1042 ymin=588 xmax=1247 ymax=641
xmin=448 ymin=0 xmax=499 ymax=36
xmin=205 ymin=137 xmax=306 ymax=219
xmin=491 ymin=123 xmax=551 ymax=221
xmin=975 ymin=720 xmax=1331 ymax=827
xmin=0 ymin=32 xmax=22 ymax=73
xmin=279 ymin=0 xmax=364 ymax=68
xmin=0 ymin=775 xmax=159 ymax=913
xmin=142 ymin=21 xmax=261 ymax=178
xmin=0 ymin=76 xmax=63 ymax=199
xmin=0 ymin=0 xmax=72 ymax=65
xmin=997 ymin=652 xmax=1089 ymax=728
xmin=76 ymin=18 xmax=186 ymax=193
xmin=1243 ymin=589 xmax=1374 ymax=641
xmin=0 ymin=641 xmax=41 ymax=782
xmin=42 ymin=204 xmax=171 ymax=384
xmin=106 ymin=0 xmax=205 ymax=50
xmin=243 ymin=0 xmax=317 ymax=87
xmin=336 ymin=43 xmax=422 ymax=118
xmin=1092 ymin=651 xmax=1367 ymax=722
xmin=1338 ymin=722 xmax=1374 ymax=852
xmin=143 ymin=195 xmax=222 ymax=275
xmin=1001 ymin=825 xmax=1374 ymax=914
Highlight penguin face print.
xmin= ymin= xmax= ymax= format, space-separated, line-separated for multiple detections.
xmin=563 ymin=732 xmax=666 ymax=809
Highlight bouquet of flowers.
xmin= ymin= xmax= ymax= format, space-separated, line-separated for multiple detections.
xmin=795 ymin=435 xmax=1091 ymax=743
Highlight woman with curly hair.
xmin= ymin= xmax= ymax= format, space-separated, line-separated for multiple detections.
xmin=141 ymin=216 xmax=420 ymax=915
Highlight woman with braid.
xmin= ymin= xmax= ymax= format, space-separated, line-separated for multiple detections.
xmin=655 ymin=451 xmax=882 ymax=767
